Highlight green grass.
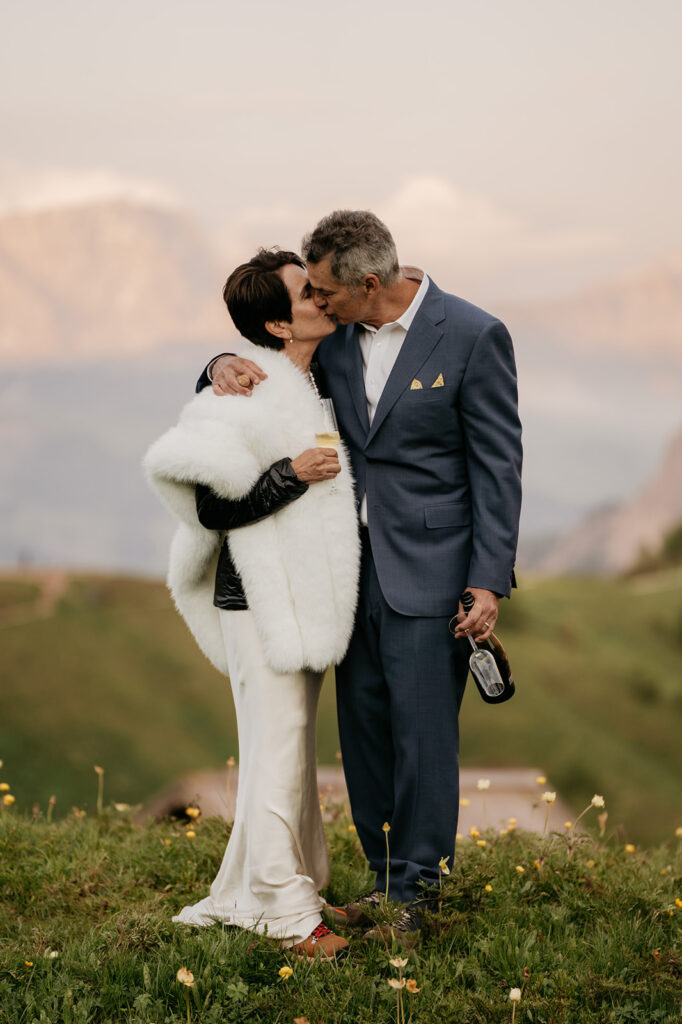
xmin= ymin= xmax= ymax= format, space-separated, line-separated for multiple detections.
xmin=1 ymin=571 xmax=681 ymax=845
xmin=1 ymin=806 xmax=680 ymax=1023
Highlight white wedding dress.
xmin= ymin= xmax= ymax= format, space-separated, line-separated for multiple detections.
xmin=172 ymin=610 xmax=330 ymax=946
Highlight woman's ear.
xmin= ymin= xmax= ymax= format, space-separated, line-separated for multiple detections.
xmin=264 ymin=320 xmax=292 ymax=342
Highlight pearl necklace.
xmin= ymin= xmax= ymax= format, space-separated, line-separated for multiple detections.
xmin=308 ymin=370 xmax=323 ymax=403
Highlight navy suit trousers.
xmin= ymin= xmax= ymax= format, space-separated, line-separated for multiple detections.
xmin=335 ymin=531 xmax=470 ymax=904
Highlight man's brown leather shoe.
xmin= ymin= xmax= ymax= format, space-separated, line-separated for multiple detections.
xmin=324 ymin=890 xmax=383 ymax=929
xmin=291 ymin=922 xmax=350 ymax=961
xmin=363 ymin=907 xmax=421 ymax=948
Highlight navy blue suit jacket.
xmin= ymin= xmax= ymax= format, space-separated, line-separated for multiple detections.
xmin=314 ymin=278 xmax=522 ymax=616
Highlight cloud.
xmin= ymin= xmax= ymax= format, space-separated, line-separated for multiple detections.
xmin=0 ymin=162 xmax=180 ymax=216
xmin=1 ymin=166 xmax=613 ymax=298
xmin=377 ymin=176 xmax=614 ymax=275
xmin=219 ymin=175 xmax=616 ymax=298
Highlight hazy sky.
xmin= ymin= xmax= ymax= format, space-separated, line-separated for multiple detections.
xmin=2 ymin=0 xmax=682 ymax=301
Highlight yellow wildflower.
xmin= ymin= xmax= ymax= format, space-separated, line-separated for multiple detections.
xmin=469 ymin=826 xmax=480 ymax=838
xmin=114 ymin=803 xmax=130 ymax=812
xmin=185 ymin=806 xmax=201 ymax=820
xmin=3 ymin=794 xmax=15 ymax=806
xmin=591 ymin=794 xmax=605 ymax=808
xmin=405 ymin=979 xmax=421 ymax=993
xmin=499 ymin=828 xmax=509 ymax=836
xmin=533 ymin=860 xmax=541 ymax=870
xmin=541 ymin=791 xmax=556 ymax=805
xmin=675 ymin=827 xmax=682 ymax=838
xmin=163 ymin=838 xmax=172 ymax=846
xmin=485 ymin=884 xmax=493 ymax=893
xmin=226 ymin=756 xmax=236 ymax=767
xmin=508 ymin=817 xmax=517 ymax=825
xmin=476 ymin=840 xmax=487 ymax=848
xmin=25 ymin=961 xmax=33 ymax=967
xmin=0 ymin=783 xmax=10 ymax=792
xmin=515 ymin=865 xmax=525 ymax=874
xmin=675 ymin=898 xmax=682 ymax=909
xmin=460 ymin=797 xmax=470 ymax=807
xmin=535 ymin=776 xmax=546 ymax=785
xmin=586 ymin=859 xmax=595 ymax=868
xmin=177 ymin=967 xmax=194 ymax=986
xmin=185 ymin=830 xmax=196 ymax=839
xmin=438 ymin=856 xmax=450 ymax=875
xmin=625 ymin=844 xmax=635 ymax=853
xmin=455 ymin=832 xmax=463 ymax=841
xmin=348 ymin=824 xmax=357 ymax=833
xmin=509 ymin=988 xmax=522 ymax=1002
xmin=278 ymin=966 xmax=293 ymax=979
xmin=388 ymin=978 xmax=406 ymax=990
xmin=389 ymin=957 xmax=409 ymax=968
xmin=564 ymin=821 xmax=573 ymax=829
xmin=382 ymin=822 xmax=391 ymax=833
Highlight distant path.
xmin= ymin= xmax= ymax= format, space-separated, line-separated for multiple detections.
xmin=0 ymin=569 xmax=70 ymax=628
xmin=142 ymin=765 xmax=573 ymax=835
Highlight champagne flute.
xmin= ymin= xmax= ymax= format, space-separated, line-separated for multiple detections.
xmin=316 ymin=398 xmax=340 ymax=450
xmin=316 ymin=398 xmax=341 ymax=490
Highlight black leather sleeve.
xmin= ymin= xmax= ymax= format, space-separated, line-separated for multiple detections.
xmin=195 ymin=458 xmax=308 ymax=530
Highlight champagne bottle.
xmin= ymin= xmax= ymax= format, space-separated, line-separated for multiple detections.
xmin=456 ymin=591 xmax=516 ymax=704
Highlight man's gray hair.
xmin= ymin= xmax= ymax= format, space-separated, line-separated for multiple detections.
xmin=301 ymin=210 xmax=400 ymax=288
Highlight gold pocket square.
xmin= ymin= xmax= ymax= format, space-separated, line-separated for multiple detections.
xmin=431 ymin=373 xmax=444 ymax=388
xmin=410 ymin=378 xmax=423 ymax=390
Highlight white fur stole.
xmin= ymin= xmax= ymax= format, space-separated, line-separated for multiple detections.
xmin=143 ymin=349 xmax=360 ymax=674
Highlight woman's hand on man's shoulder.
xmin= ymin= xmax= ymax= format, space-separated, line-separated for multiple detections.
xmin=211 ymin=355 xmax=268 ymax=396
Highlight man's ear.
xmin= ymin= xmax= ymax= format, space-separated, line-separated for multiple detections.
xmin=362 ymin=274 xmax=381 ymax=296
xmin=264 ymin=320 xmax=291 ymax=342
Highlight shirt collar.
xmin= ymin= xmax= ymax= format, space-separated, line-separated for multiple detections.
xmin=360 ymin=270 xmax=430 ymax=335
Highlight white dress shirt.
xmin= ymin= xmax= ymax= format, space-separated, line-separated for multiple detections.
xmin=358 ymin=271 xmax=430 ymax=525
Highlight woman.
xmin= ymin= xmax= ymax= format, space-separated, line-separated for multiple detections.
xmin=144 ymin=249 xmax=360 ymax=959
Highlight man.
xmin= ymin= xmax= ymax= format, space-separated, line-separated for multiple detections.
xmin=197 ymin=210 xmax=522 ymax=940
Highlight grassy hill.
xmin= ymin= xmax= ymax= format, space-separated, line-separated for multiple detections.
xmin=1 ymin=811 xmax=680 ymax=1023
xmin=1 ymin=569 xmax=680 ymax=846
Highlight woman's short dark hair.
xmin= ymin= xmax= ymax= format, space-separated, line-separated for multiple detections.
xmin=222 ymin=248 xmax=304 ymax=349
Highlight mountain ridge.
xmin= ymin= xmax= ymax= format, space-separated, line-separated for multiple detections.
xmin=537 ymin=424 xmax=682 ymax=574
xmin=0 ymin=199 xmax=228 ymax=363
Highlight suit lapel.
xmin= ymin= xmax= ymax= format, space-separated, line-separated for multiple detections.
xmin=365 ymin=282 xmax=445 ymax=446
xmin=344 ymin=323 xmax=370 ymax=435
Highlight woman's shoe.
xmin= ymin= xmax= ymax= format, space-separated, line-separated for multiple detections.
xmin=291 ymin=922 xmax=350 ymax=961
